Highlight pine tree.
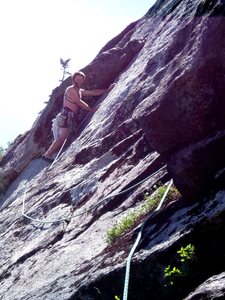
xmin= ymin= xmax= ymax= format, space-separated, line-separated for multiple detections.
xmin=0 ymin=146 xmax=4 ymax=158
xmin=60 ymin=58 xmax=71 ymax=82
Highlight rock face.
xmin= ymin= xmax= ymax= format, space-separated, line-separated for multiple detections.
xmin=133 ymin=6 xmax=225 ymax=199
xmin=1 ymin=0 xmax=225 ymax=299
xmin=184 ymin=272 xmax=225 ymax=300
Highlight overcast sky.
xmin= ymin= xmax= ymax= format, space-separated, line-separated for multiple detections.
xmin=0 ymin=0 xmax=155 ymax=148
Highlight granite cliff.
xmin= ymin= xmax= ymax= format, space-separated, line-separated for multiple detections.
xmin=1 ymin=0 xmax=225 ymax=299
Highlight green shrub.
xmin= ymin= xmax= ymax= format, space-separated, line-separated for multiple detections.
xmin=164 ymin=244 xmax=195 ymax=286
xmin=106 ymin=212 xmax=138 ymax=244
xmin=164 ymin=265 xmax=182 ymax=286
xmin=177 ymin=243 xmax=195 ymax=262
xmin=106 ymin=183 xmax=180 ymax=244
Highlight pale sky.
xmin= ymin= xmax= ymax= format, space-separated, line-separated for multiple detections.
xmin=0 ymin=0 xmax=154 ymax=148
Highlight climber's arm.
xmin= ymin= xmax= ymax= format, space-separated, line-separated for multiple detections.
xmin=82 ymin=83 xmax=115 ymax=97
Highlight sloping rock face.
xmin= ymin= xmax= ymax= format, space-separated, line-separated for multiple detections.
xmin=1 ymin=0 xmax=225 ymax=299
xmin=133 ymin=1 xmax=225 ymax=199
xmin=184 ymin=272 xmax=225 ymax=300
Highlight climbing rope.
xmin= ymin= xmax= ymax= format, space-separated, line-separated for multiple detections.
xmin=122 ymin=179 xmax=174 ymax=300
xmin=21 ymin=136 xmax=70 ymax=224
xmin=68 ymin=165 xmax=167 ymax=220
xmin=21 ymin=165 xmax=167 ymax=225
xmin=48 ymin=138 xmax=68 ymax=169
xmin=21 ymin=108 xmax=99 ymax=224
xmin=22 ymin=187 xmax=70 ymax=224
xmin=48 ymin=107 xmax=95 ymax=169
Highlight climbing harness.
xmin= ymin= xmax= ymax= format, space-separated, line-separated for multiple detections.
xmin=48 ymin=106 xmax=79 ymax=168
xmin=21 ymin=165 xmax=167 ymax=225
xmin=122 ymin=179 xmax=174 ymax=300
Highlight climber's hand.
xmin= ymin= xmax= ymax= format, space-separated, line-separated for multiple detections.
xmin=108 ymin=83 xmax=116 ymax=92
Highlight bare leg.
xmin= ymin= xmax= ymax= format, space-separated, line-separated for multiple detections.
xmin=43 ymin=128 xmax=69 ymax=158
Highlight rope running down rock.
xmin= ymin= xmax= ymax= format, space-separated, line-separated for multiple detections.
xmin=22 ymin=165 xmax=167 ymax=225
xmin=122 ymin=179 xmax=174 ymax=300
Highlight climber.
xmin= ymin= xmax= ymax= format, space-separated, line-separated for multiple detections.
xmin=42 ymin=71 xmax=115 ymax=162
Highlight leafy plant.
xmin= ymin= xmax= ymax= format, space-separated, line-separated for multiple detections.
xmin=164 ymin=244 xmax=195 ymax=286
xmin=164 ymin=265 xmax=182 ymax=286
xmin=177 ymin=243 xmax=195 ymax=262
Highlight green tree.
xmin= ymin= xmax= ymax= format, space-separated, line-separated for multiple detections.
xmin=0 ymin=145 xmax=4 ymax=158
xmin=60 ymin=57 xmax=71 ymax=82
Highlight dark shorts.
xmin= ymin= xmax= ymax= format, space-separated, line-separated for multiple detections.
xmin=56 ymin=107 xmax=77 ymax=129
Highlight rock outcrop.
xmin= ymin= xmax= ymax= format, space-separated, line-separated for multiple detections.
xmin=1 ymin=0 xmax=225 ymax=299
xmin=133 ymin=6 xmax=225 ymax=199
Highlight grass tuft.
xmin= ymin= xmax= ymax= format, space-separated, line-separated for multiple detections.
xmin=106 ymin=183 xmax=180 ymax=244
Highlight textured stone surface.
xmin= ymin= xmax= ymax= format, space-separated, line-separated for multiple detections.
xmin=1 ymin=0 xmax=225 ymax=299
xmin=168 ymin=130 xmax=225 ymax=199
xmin=132 ymin=12 xmax=225 ymax=197
xmin=185 ymin=272 xmax=225 ymax=300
